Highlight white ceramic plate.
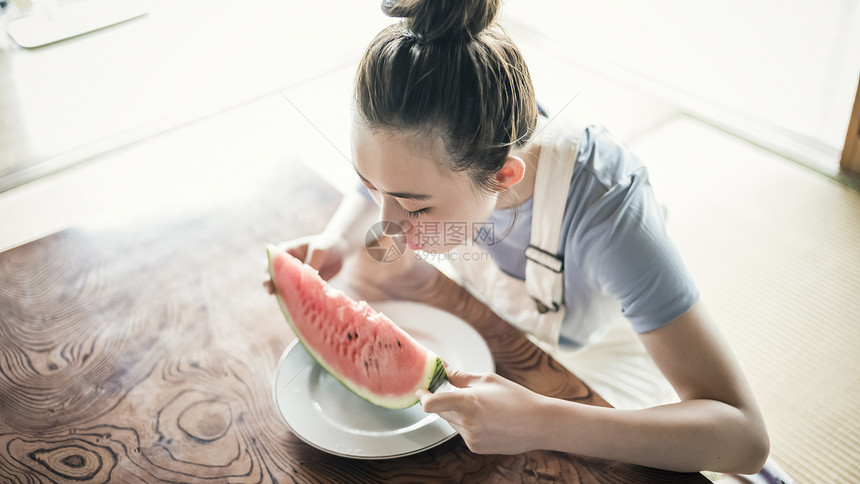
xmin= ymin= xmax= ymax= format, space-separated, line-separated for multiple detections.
xmin=272 ymin=300 xmax=494 ymax=459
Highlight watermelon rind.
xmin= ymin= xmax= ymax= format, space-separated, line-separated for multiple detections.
xmin=266 ymin=245 xmax=447 ymax=409
xmin=427 ymin=356 xmax=446 ymax=393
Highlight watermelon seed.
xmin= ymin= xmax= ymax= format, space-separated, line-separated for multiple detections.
xmin=397 ymin=340 xmax=401 ymax=348
xmin=347 ymin=333 xmax=353 ymax=341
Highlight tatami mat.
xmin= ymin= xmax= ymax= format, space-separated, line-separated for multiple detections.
xmin=632 ymin=116 xmax=860 ymax=483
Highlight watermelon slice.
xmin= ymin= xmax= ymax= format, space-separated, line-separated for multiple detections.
xmin=266 ymin=245 xmax=447 ymax=409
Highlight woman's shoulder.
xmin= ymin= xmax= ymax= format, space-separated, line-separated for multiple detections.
xmin=576 ymin=125 xmax=645 ymax=184
xmin=538 ymin=120 xmax=644 ymax=187
xmin=559 ymin=124 xmax=657 ymax=243
xmin=530 ymin=120 xmax=655 ymax=231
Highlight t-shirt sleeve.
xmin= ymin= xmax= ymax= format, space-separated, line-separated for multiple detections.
xmin=570 ymin=136 xmax=699 ymax=333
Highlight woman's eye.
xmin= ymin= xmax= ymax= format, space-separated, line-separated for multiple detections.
xmin=405 ymin=207 xmax=430 ymax=219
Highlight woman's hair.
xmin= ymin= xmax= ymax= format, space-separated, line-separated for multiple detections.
xmin=354 ymin=0 xmax=539 ymax=194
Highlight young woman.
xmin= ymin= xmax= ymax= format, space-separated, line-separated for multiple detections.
xmin=274 ymin=0 xmax=779 ymax=479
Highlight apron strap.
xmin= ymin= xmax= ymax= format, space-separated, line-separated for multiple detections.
xmin=525 ymin=125 xmax=581 ymax=313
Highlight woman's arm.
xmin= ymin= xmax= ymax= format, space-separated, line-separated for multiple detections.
xmin=419 ymin=301 xmax=769 ymax=474
xmin=541 ymin=301 xmax=768 ymax=473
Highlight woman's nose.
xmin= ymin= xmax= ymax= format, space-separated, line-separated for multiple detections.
xmin=380 ymin=221 xmax=407 ymax=237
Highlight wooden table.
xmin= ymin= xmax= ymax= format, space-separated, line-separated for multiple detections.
xmin=0 ymin=162 xmax=708 ymax=483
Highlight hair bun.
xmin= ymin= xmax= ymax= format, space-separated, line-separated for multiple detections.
xmin=381 ymin=0 xmax=500 ymax=42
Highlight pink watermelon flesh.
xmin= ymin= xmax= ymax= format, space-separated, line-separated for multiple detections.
xmin=267 ymin=245 xmax=446 ymax=409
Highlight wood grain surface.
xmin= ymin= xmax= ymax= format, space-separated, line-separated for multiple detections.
xmin=0 ymin=163 xmax=707 ymax=483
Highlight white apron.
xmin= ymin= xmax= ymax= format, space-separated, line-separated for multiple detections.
xmin=423 ymin=122 xmax=679 ymax=409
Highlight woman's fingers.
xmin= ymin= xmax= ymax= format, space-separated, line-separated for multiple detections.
xmin=417 ymin=372 xmax=545 ymax=455
xmin=417 ymin=369 xmax=488 ymax=414
xmin=446 ymin=368 xmax=484 ymax=388
xmin=417 ymin=387 xmax=464 ymax=414
xmin=305 ymin=245 xmax=327 ymax=271
xmin=285 ymin=245 xmax=309 ymax=263
xmin=278 ymin=236 xmax=313 ymax=262
xmin=317 ymin=258 xmax=343 ymax=281
xmin=264 ymin=235 xmax=345 ymax=293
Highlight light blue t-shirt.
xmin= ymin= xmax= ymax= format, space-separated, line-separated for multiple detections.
xmin=477 ymin=125 xmax=699 ymax=347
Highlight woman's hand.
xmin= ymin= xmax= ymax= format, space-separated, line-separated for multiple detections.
xmin=263 ymin=232 xmax=349 ymax=294
xmin=416 ymin=369 xmax=548 ymax=455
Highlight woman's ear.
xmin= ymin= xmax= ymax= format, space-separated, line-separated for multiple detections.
xmin=494 ymin=155 xmax=526 ymax=190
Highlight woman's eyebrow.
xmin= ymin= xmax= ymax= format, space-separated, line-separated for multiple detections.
xmin=354 ymin=168 xmax=433 ymax=201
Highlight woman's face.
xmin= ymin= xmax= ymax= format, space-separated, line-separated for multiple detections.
xmin=351 ymin=120 xmax=499 ymax=253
